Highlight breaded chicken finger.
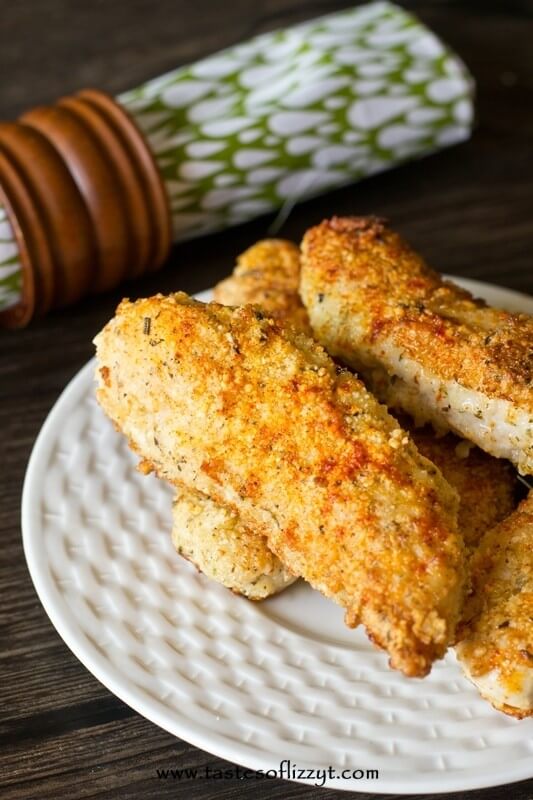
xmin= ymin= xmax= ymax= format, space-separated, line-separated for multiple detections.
xmin=456 ymin=491 xmax=533 ymax=718
xmin=95 ymin=293 xmax=465 ymax=677
xmin=300 ymin=217 xmax=533 ymax=474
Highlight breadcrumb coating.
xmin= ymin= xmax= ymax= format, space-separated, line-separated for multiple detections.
xmin=456 ymin=492 xmax=533 ymax=718
xmin=171 ymin=486 xmax=296 ymax=600
xmin=300 ymin=216 xmax=533 ymax=474
xmin=172 ymin=239 xmax=306 ymax=599
xmin=214 ymin=239 xmax=312 ymax=334
xmin=408 ymin=426 xmax=517 ymax=550
xmin=179 ymin=238 xmax=515 ymax=601
xmin=214 ymin=239 xmax=517 ymax=553
xmin=94 ymin=292 xmax=465 ymax=677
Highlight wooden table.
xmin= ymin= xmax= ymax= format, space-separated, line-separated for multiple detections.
xmin=1 ymin=2 xmax=532 ymax=798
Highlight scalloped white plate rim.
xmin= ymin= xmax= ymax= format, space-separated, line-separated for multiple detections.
xmin=22 ymin=276 xmax=533 ymax=794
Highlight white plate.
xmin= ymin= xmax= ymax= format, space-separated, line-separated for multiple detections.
xmin=22 ymin=278 xmax=533 ymax=794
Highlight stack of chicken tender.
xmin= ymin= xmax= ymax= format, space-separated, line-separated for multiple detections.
xmin=94 ymin=217 xmax=532 ymax=718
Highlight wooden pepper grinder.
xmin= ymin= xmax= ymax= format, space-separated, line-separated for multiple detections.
xmin=0 ymin=90 xmax=171 ymax=327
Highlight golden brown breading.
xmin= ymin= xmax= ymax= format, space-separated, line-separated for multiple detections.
xmin=300 ymin=216 xmax=533 ymax=474
xmin=455 ymin=492 xmax=533 ymax=718
xmin=171 ymin=487 xmax=296 ymax=600
xmin=408 ymin=426 xmax=517 ymax=549
xmin=216 ymin=240 xmax=518 ymax=553
xmin=214 ymin=239 xmax=311 ymax=334
xmin=94 ymin=292 xmax=465 ymax=677
xmin=172 ymin=238 xmax=308 ymax=600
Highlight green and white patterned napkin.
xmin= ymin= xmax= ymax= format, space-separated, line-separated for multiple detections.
xmin=0 ymin=1 xmax=474 ymax=315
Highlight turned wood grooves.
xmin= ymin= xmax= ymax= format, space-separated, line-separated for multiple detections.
xmin=0 ymin=89 xmax=171 ymax=327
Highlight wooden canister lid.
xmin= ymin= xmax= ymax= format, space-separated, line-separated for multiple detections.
xmin=0 ymin=89 xmax=171 ymax=328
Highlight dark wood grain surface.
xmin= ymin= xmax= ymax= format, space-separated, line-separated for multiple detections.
xmin=1 ymin=2 xmax=532 ymax=799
